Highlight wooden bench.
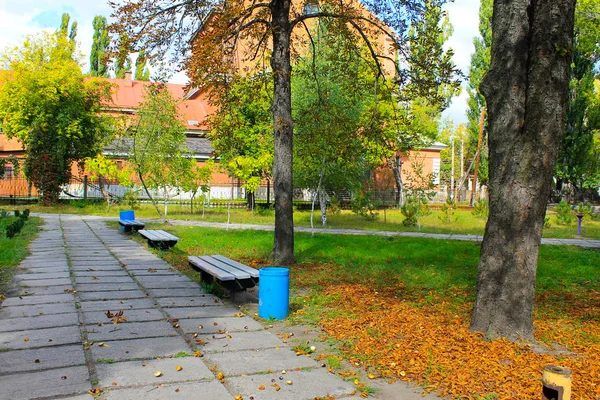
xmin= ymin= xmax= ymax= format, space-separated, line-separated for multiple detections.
xmin=188 ymin=255 xmax=259 ymax=302
xmin=118 ymin=219 xmax=146 ymax=233
xmin=138 ymin=229 xmax=179 ymax=250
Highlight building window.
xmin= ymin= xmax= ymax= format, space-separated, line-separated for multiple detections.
xmin=303 ymin=1 xmax=319 ymax=15
xmin=432 ymin=158 xmax=441 ymax=185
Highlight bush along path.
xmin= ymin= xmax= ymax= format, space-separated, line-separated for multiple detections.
xmin=0 ymin=214 xmax=355 ymax=400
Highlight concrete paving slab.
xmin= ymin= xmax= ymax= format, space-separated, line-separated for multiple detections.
xmin=80 ymin=298 xmax=155 ymax=312
xmin=0 ymin=344 xmax=86 ymax=374
xmin=90 ymin=336 xmax=190 ymax=362
xmin=164 ymin=306 xmax=241 ymax=319
xmin=178 ymin=316 xmax=263 ymax=335
xmin=196 ymin=330 xmax=284 ymax=353
xmin=0 ymin=302 xmax=77 ymax=318
xmin=76 ymin=283 xmax=140 ymax=292
xmin=87 ymin=321 xmax=177 ymax=341
xmin=75 ymin=276 xmax=134 ymax=284
xmin=2 ymin=293 xmax=74 ymax=306
xmin=226 ymin=369 xmax=355 ymax=400
xmin=206 ymin=347 xmax=319 ymax=375
xmin=14 ymin=285 xmax=74 ymax=296
xmin=0 ymin=365 xmax=91 ymax=400
xmin=17 ymin=277 xmax=72 ymax=287
xmin=0 ymin=325 xmax=81 ymax=350
xmin=71 ymin=264 xmax=123 ymax=271
xmin=100 ymin=380 xmax=232 ymax=400
xmin=60 ymin=394 xmax=94 ymax=400
xmin=14 ymin=272 xmax=70 ymax=280
xmin=78 ymin=290 xmax=148 ymax=301
xmin=73 ymin=270 xmax=130 ymax=277
xmin=96 ymin=357 xmax=214 ymax=388
xmin=83 ymin=308 xmax=164 ymax=325
xmin=156 ymin=296 xmax=222 ymax=308
xmin=18 ymin=266 xmax=69 ymax=274
xmin=146 ymin=288 xmax=205 ymax=298
xmin=0 ymin=312 xmax=79 ymax=332
xmin=139 ymin=280 xmax=200 ymax=290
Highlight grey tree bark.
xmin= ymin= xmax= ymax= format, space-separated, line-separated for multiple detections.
xmin=470 ymin=0 xmax=576 ymax=341
xmin=270 ymin=0 xmax=295 ymax=264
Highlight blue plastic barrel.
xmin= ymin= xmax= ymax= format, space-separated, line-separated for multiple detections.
xmin=258 ymin=267 xmax=289 ymax=320
xmin=119 ymin=210 xmax=135 ymax=230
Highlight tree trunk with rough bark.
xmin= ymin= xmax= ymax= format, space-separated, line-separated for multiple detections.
xmin=270 ymin=0 xmax=295 ymax=264
xmin=391 ymin=155 xmax=403 ymax=208
xmin=470 ymin=0 xmax=575 ymax=342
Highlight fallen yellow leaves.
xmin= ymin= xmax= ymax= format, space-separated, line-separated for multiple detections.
xmin=317 ymin=284 xmax=600 ymax=400
xmin=105 ymin=310 xmax=127 ymax=324
xmin=175 ymin=365 xmax=183 ymax=372
xmin=154 ymin=371 xmax=163 ymax=377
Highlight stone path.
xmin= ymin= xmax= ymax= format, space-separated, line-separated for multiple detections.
xmin=0 ymin=214 xmax=355 ymax=400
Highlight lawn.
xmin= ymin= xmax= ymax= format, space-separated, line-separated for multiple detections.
xmin=0 ymin=213 xmax=40 ymax=297
xmin=143 ymin=224 xmax=599 ymax=399
xmin=21 ymin=200 xmax=600 ymax=239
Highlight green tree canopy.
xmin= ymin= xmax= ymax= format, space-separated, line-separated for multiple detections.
xmin=134 ymin=49 xmax=151 ymax=81
xmin=90 ymin=16 xmax=110 ymax=77
xmin=0 ymin=32 xmax=113 ymax=204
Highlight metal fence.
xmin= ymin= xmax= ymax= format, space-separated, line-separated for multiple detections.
xmin=0 ymin=175 xmax=475 ymax=207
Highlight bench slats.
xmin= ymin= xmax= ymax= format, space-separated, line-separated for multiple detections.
xmin=188 ymin=256 xmax=237 ymax=281
xmin=212 ymin=255 xmax=260 ymax=279
xmin=139 ymin=230 xmax=179 ymax=241
xmin=199 ymin=256 xmax=252 ymax=280
xmin=119 ymin=219 xmax=145 ymax=227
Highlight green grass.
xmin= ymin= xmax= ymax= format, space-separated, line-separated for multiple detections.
xmin=0 ymin=216 xmax=40 ymax=296
xmin=18 ymin=201 xmax=600 ymax=239
xmin=152 ymin=225 xmax=600 ymax=300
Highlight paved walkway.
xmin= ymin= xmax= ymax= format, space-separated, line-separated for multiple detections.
xmin=0 ymin=215 xmax=355 ymax=400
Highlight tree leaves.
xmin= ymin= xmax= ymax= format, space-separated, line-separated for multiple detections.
xmin=317 ymin=284 xmax=600 ymax=399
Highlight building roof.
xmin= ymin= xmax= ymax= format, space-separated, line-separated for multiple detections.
xmin=103 ymin=76 xmax=215 ymax=131
xmin=103 ymin=136 xmax=213 ymax=159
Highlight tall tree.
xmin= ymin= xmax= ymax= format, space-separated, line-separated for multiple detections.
xmin=292 ymin=21 xmax=376 ymax=225
xmin=208 ymin=73 xmax=274 ymax=208
xmin=134 ymin=49 xmax=151 ymax=81
xmin=470 ymin=0 xmax=576 ymax=341
xmin=125 ymin=84 xmax=191 ymax=219
xmin=90 ymin=16 xmax=110 ymax=77
xmin=555 ymin=0 xmax=600 ymax=199
xmin=110 ymin=0 xmax=438 ymax=264
xmin=465 ymin=0 xmax=492 ymax=188
xmin=0 ymin=32 xmax=112 ymax=204
xmin=114 ymin=32 xmax=132 ymax=79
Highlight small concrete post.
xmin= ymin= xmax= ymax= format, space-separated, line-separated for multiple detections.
xmin=542 ymin=365 xmax=571 ymax=400
xmin=576 ymin=214 xmax=583 ymax=236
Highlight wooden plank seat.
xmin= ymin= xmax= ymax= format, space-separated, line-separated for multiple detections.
xmin=188 ymin=255 xmax=259 ymax=302
xmin=138 ymin=229 xmax=179 ymax=250
xmin=118 ymin=219 xmax=146 ymax=232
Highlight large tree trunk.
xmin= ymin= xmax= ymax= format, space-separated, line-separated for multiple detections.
xmin=270 ymin=0 xmax=294 ymax=264
xmin=470 ymin=0 xmax=575 ymax=341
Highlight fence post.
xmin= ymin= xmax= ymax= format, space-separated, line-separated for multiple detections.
xmin=83 ymin=175 xmax=88 ymax=201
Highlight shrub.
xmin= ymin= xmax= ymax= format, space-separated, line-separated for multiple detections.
xmin=401 ymin=196 xmax=419 ymax=227
xmin=22 ymin=209 xmax=30 ymax=219
xmin=0 ymin=209 xmax=6 ymax=218
xmin=351 ymin=191 xmax=379 ymax=220
xmin=555 ymin=200 xmax=573 ymax=225
xmin=439 ymin=197 xmax=457 ymax=225
xmin=328 ymin=196 xmax=342 ymax=215
xmin=574 ymin=202 xmax=593 ymax=219
xmin=14 ymin=210 xmax=20 ymax=217
xmin=472 ymin=199 xmax=489 ymax=219
xmin=6 ymin=217 xmax=25 ymax=239
xmin=544 ymin=216 xmax=551 ymax=228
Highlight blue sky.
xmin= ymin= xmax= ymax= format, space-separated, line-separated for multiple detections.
xmin=0 ymin=0 xmax=481 ymax=126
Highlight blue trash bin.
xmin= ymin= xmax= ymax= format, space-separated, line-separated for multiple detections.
xmin=119 ymin=210 xmax=135 ymax=230
xmin=258 ymin=267 xmax=289 ymax=320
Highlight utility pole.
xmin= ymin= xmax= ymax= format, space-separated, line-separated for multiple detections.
xmin=470 ymin=108 xmax=486 ymax=206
